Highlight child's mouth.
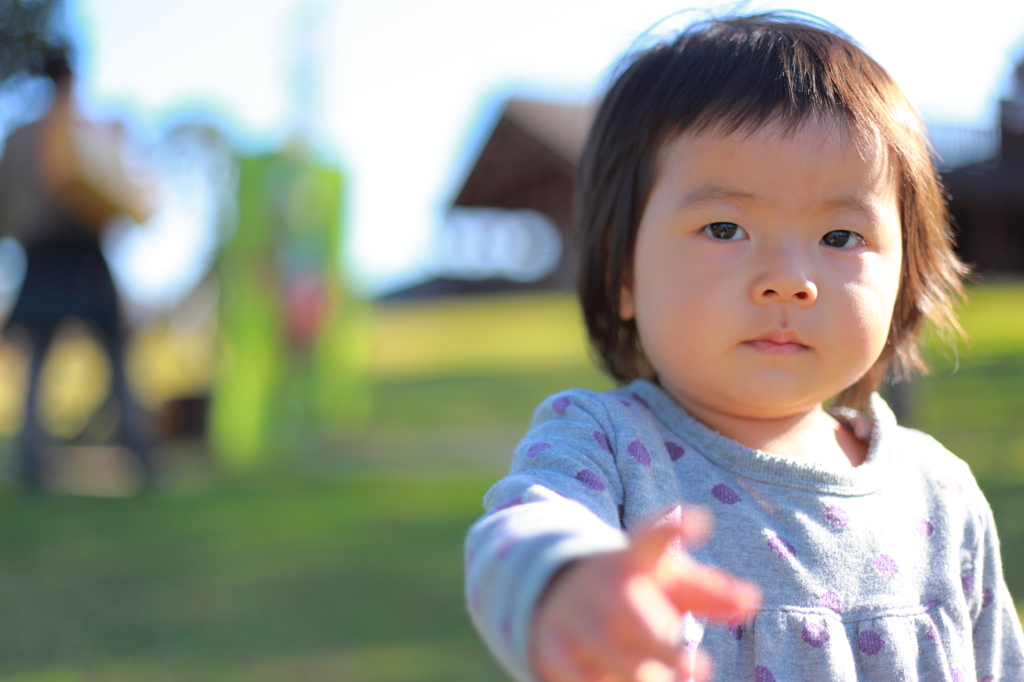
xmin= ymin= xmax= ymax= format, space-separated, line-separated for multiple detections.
xmin=743 ymin=331 xmax=809 ymax=355
xmin=743 ymin=339 xmax=809 ymax=354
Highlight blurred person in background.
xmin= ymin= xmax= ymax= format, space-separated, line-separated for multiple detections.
xmin=0 ymin=51 xmax=155 ymax=492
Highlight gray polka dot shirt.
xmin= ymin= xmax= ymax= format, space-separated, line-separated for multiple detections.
xmin=465 ymin=379 xmax=1024 ymax=682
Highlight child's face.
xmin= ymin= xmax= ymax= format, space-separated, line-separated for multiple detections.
xmin=620 ymin=119 xmax=902 ymax=421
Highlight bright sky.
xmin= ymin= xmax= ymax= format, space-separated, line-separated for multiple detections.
xmin=66 ymin=0 xmax=1024 ymax=301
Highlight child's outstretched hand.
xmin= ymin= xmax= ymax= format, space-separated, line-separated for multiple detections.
xmin=531 ymin=507 xmax=760 ymax=682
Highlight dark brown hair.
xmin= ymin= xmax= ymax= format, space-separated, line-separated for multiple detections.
xmin=575 ymin=12 xmax=966 ymax=409
xmin=43 ymin=50 xmax=72 ymax=85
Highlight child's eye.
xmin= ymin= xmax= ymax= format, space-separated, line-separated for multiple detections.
xmin=702 ymin=222 xmax=747 ymax=241
xmin=821 ymin=230 xmax=865 ymax=249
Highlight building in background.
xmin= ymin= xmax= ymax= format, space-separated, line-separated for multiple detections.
xmin=942 ymin=59 xmax=1024 ymax=274
xmin=391 ymin=60 xmax=1024 ymax=304
xmin=385 ymin=98 xmax=592 ymax=300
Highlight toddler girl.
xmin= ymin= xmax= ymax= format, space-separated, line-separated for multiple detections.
xmin=465 ymin=12 xmax=1024 ymax=682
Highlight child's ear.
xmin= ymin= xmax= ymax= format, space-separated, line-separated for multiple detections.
xmin=619 ymin=280 xmax=636 ymax=320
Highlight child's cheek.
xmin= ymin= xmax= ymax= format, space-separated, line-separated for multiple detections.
xmin=843 ymin=261 xmax=901 ymax=359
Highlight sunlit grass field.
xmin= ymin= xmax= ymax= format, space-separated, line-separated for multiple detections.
xmin=0 ymin=476 xmax=507 ymax=682
xmin=1 ymin=283 xmax=1023 ymax=681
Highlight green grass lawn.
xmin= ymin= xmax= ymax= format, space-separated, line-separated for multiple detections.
xmin=2 ymin=283 xmax=1024 ymax=681
xmin=0 ymin=475 xmax=507 ymax=682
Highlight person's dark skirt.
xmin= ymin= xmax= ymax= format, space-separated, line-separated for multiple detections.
xmin=5 ymin=234 xmax=152 ymax=491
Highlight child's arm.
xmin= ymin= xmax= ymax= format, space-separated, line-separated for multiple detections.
xmin=466 ymin=481 xmax=631 ymax=682
xmin=532 ymin=509 xmax=759 ymax=682
xmin=465 ymin=390 xmax=758 ymax=682
xmin=963 ymin=484 xmax=1024 ymax=679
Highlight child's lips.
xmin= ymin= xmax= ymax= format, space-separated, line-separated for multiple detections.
xmin=742 ymin=331 xmax=809 ymax=355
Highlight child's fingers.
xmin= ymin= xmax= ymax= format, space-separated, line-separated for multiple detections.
xmin=534 ymin=596 xmax=655 ymax=682
xmin=674 ymin=505 xmax=712 ymax=546
xmin=628 ymin=506 xmax=759 ymax=621
xmin=634 ymin=660 xmax=677 ymax=682
xmin=533 ymin=513 xmax=753 ymax=682
xmin=678 ymin=649 xmax=714 ymax=682
xmin=659 ymin=557 xmax=761 ymax=621
xmin=572 ymin=613 xmax=671 ymax=682
xmin=627 ymin=522 xmax=681 ymax=573
xmin=629 ymin=506 xmax=711 ymax=572
xmin=619 ymin=574 xmax=686 ymax=663
xmin=536 ymin=631 xmax=664 ymax=682
xmin=555 ymin=602 xmax=684 ymax=682
xmin=533 ymin=634 xmax=595 ymax=682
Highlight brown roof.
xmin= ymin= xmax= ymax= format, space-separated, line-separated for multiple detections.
xmin=452 ymin=98 xmax=593 ymax=230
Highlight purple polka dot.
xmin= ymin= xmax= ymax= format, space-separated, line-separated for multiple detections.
xmin=951 ymin=669 xmax=964 ymax=682
xmin=575 ymin=469 xmax=605 ymax=491
xmin=983 ymin=586 xmax=994 ymax=608
xmin=552 ymin=396 xmax=571 ymax=415
xmin=727 ymin=619 xmax=743 ymax=640
xmin=916 ymin=518 xmax=935 ymax=538
xmin=768 ymin=535 xmax=796 ymax=560
xmin=926 ymin=622 xmax=939 ymax=641
xmin=619 ymin=399 xmax=631 ymax=407
xmin=858 ymin=629 xmax=884 ymax=655
xmin=593 ymin=431 xmax=611 ymax=452
xmin=823 ymin=505 xmax=849 ymax=529
xmin=818 ymin=590 xmax=844 ymax=613
xmin=494 ymin=496 xmax=523 ymax=511
xmin=962 ymin=572 xmax=974 ymax=598
xmin=981 ymin=675 xmax=995 ymax=682
xmin=629 ymin=392 xmax=650 ymax=409
xmin=627 ymin=440 xmax=651 ymax=466
xmin=754 ymin=666 xmax=776 ymax=682
xmin=665 ymin=441 xmax=686 ymax=461
xmin=711 ymin=483 xmax=741 ymax=505
xmin=525 ymin=442 xmax=551 ymax=458
xmin=497 ymin=538 xmax=515 ymax=558
xmin=873 ymin=554 xmax=899 ymax=578
xmin=802 ymin=621 xmax=830 ymax=648
xmin=920 ymin=598 xmax=942 ymax=613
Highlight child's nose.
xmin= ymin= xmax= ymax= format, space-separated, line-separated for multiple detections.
xmin=757 ymin=282 xmax=818 ymax=303
xmin=752 ymin=260 xmax=818 ymax=305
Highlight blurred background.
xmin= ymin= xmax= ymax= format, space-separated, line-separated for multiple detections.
xmin=0 ymin=0 xmax=1023 ymax=680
